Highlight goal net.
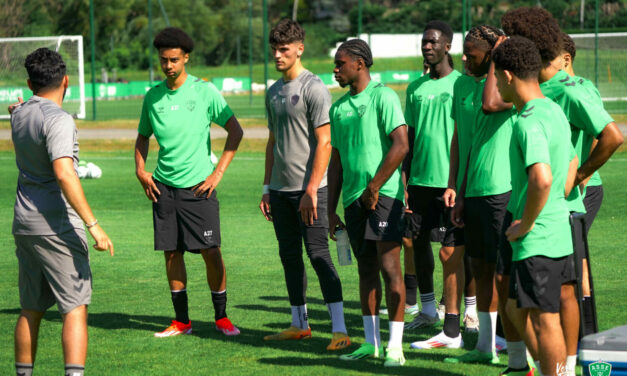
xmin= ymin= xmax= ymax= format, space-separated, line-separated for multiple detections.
xmin=0 ymin=35 xmax=85 ymax=119
xmin=569 ymin=32 xmax=627 ymax=106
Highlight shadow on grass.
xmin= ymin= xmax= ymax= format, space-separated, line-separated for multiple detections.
xmin=257 ymin=355 xmax=463 ymax=375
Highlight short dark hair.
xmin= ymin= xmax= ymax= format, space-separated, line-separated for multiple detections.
xmin=501 ymin=7 xmax=562 ymax=65
xmin=153 ymin=27 xmax=194 ymax=53
xmin=561 ymin=32 xmax=576 ymax=61
xmin=337 ymin=39 xmax=373 ymax=68
xmin=24 ymin=48 xmax=66 ymax=93
xmin=492 ymin=36 xmax=542 ymax=80
xmin=424 ymin=20 xmax=454 ymax=43
xmin=269 ymin=18 xmax=305 ymax=45
xmin=466 ymin=25 xmax=505 ymax=50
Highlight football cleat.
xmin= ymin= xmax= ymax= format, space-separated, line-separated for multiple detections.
xmin=327 ymin=332 xmax=351 ymax=350
xmin=444 ymin=349 xmax=500 ymax=364
xmin=215 ymin=317 xmax=240 ymax=336
xmin=154 ymin=320 xmax=192 ymax=337
xmin=405 ymin=311 xmax=440 ymax=329
xmin=263 ymin=326 xmax=311 ymax=341
xmin=410 ymin=331 xmax=463 ymax=349
xmin=339 ymin=343 xmax=383 ymax=360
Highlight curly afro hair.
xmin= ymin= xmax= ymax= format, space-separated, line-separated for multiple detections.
xmin=153 ymin=27 xmax=194 ymax=53
xmin=492 ymin=36 xmax=542 ymax=80
xmin=25 ymin=48 xmax=66 ymax=93
xmin=561 ymin=32 xmax=576 ymax=61
xmin=269 ymin=18 xmax=305 ymax=45
xmin=501 ymin=7 xmax=562 ymax=65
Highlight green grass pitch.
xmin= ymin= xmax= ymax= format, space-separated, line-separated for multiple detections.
xmin=0 ymin=149 xmax=626 ymax=375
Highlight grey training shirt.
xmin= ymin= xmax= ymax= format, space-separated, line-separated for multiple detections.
xmin=11 ymin=96 xmax=83 ymax=236
xmin=266 ymin=70 xmax=331 ymax=192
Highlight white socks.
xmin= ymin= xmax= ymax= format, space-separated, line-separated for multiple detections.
xmin=566 ymin=355 xmax=577 ymax=376
xmin=388 ymin=321 xmax=404 ymax=349
xmin=363 ymin=315 xmax=381 ymax=348
xmin=464 ymin=296 xmax=477 ymax=317
xmin=507 ymin=341 xmax=528 ymax=369
xmin=327 ymin=301 xmax=347 ymax=334
xmin=291 ymin=305 xmax=308 ymax=330
xmin=476 ymin=311 xmax=497 ymax=352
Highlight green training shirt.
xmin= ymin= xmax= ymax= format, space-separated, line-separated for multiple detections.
xmin=405 ymin=70 xmax=462 ymax=188
xmin=508 ymin=98 xmax=574 ymax=261
xmin=540 ymin=70 xmax=614 ymax=211
xmin=465 ymin=79 xmax=516 ymax=197
xmin=450 ymin=74 xmax=479 ymax=191
xmin=138 ymin=75 xmax=234 ymax=188
xmin=330 ymin=80 xmax=406 ymax=208
xmin=574 ymin=75 xmax=603 ymax=188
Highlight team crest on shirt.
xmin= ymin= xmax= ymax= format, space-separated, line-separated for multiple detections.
xmin=291 ymin=94 xmax=300 ymax=105
xmin=186 ymin=100 xmax=196 ymax=112
xmin=358 ymin=105 xmax=367 ymax=118
xmin=439 ymin=92 xmax=451 ymax=102
xmin=156 ymin=105 xmax=165 ymax=114
xmin=416 ymin=95 xmax=423 ymax=102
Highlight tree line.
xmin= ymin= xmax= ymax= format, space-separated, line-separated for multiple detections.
xmin=1 ymin=0 xmax=625 ymax=71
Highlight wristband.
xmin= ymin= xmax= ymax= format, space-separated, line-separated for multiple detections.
xmin=262 ymin=184 xmax=270 ymax=195
xmin=85 ymin=219 xmax=98 ymax=228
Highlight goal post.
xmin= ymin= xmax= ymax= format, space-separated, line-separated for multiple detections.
xmin=0 ymin=35 xmax=85 ymax=119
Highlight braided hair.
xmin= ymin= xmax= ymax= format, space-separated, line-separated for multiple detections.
xmin=465 ymin=25 xmax=505 ymax=50
xmin=337 ymin=39 xmax=373 ymax=68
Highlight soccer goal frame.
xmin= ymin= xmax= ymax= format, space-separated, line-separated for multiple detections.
xmin=0 ymin=35 xmax=86 ymax=120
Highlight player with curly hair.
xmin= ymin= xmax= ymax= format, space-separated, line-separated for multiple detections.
xmin=501 ymin=8 xmax=624 ymax=375
xmin=492 ymin=35 xmax=579 ymax=376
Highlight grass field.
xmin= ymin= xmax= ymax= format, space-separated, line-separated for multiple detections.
xmin=0 ymin=146 xmax=626 ymax=375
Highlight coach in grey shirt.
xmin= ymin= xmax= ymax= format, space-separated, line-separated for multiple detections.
xmin=11 ymin=48 xmax=113 ymax=376
xmin=259 ymin=19 xmax=349 ymax=350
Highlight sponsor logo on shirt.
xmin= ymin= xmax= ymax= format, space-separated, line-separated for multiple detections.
xmin=378 ymin=221 xmax=388 ymax=229
xmin=204 ymin=230 xmax=213 ymax=238
xmin=171 ymin=105 xmax=180 ymax=111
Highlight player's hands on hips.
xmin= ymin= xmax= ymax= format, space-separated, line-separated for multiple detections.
xmin=360 ymin=183 xmax=379 ymax=211
xmin=299 ymin=189 xmax=318 ymax=226
xmin=505 ymin=219 xmax=533 ymax=242
xmin=193 ymin=172 xmax=222 ymax=198
xmin=136 ymin=170 xmax=160 ymax=202
xmin=442 ymin=188 xmax=456 ymax=208
xmin=451 ymin=197 xmax=464 ymax=228
xmin=328 ymin=213 xmax=345 ymax=241
xmin=259 ymin=194 xmax=272 ymax=221
xmin=88 ymin=224 xmax=114 ymax=256
xmin=7 ymin=97 xmax=23 ymax=114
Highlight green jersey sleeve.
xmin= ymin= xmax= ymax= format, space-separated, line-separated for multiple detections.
xmin=404 ymin=83 xmax=416 ymax=128
xmin=205 ymin=82 xmax=234 ymax=128
xmin=137 ymin=92 xmax=153 ymax=138
xmin=378 ymin=87 xmax=406 ymax=136
xmin=518 ymin=121 xmax=551 ymax=169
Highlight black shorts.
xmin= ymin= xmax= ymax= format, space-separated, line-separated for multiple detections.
xmin=403 ymin=207 xmax=419 ymax=239
xmin=583 ymin=185 xmax=603 ymax=234
xmin=496 ymin=211 xmax=514 ymax=276
xmin=407 ymin=185 xmax=464 ymax=247
xmin=464 ymin=192 xmax=511 ymax=264
xmin=509 ymin=254 xmax=576 ymax=313
xmin=152 ymin=180 xmax=221 ymax=253
xmin=344 ymin=195 xmax=404 ymax=259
